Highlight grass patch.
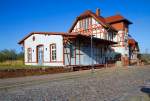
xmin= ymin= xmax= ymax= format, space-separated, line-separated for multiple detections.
xmin=0 ymin=60 xmax=25 ymax=69
xmin=0 ymin=60 xmax=62 ymax=70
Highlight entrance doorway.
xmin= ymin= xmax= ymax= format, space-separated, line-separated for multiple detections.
xmin=37 ymin=45 xmax=44 ymax=65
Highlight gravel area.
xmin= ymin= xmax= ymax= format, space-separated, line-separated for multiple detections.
xmin=0 ymin=66 xmax=150 ymax=101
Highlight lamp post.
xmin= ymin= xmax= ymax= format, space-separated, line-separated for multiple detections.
xmin=91 ymin=33 xmax=94 ymax=73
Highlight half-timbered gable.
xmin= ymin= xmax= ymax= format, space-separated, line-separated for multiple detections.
xmin=69 ymin=10 xmax=116 ymax=42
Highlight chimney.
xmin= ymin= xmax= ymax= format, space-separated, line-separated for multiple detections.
xmin=96 ymin=8 xmax=100 ymax=16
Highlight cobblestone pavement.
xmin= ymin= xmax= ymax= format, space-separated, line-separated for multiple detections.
xmin=0 ymin=66 xmax=150 ymax=101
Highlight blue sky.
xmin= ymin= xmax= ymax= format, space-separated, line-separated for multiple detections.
xmin=0 ymin=0 xmax=149 ymax=53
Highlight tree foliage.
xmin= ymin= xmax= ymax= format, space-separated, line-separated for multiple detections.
xmin=0 ymin=49 xmax=24 ymax=62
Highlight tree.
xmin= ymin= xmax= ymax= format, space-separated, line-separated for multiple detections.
xmin=0 ymin=49 xmax=24 ymax=62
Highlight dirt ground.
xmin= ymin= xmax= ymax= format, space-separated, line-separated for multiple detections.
xmin=0 ymin=66 xmax=150 ymax=101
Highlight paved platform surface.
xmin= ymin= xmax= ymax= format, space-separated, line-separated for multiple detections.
xmin=0 ymin=66 xmax=150 ymax=101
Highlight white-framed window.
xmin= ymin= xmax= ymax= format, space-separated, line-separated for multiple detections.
xmin=85 ymin=18 xmax=89 ymax=29
xmin=89 ymin=17 xmax=92 ymax=25
xmin=79 ymin=18 xmax=92 ymax=30
xmin=79 ymin=20 xmax=82 ymax=28
xmin=50 ymin=44 xmax=56 ymax=61
xmin=27 ymin=48 xmax=32 ymax=62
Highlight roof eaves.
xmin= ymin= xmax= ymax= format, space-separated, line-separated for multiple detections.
xmin=18 ymin=32 xmax=70 ymax=45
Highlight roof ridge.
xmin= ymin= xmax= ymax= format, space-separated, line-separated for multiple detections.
xmin=105 ymin=14 xmax=124 ymax=19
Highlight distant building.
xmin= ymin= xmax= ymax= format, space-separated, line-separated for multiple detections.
xmin=19 ymin=9 xmax=139 ymax=66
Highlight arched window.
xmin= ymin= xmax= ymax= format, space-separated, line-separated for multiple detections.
xmin=50 ymin=44 xmax=56 ymax=61
xmin=27 ymin=48 xmax=32 ymax=62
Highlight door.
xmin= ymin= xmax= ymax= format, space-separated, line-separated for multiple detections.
xmin=37 ymin=45 xmax=44 ymax=65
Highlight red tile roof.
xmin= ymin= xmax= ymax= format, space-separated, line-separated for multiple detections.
xmin=18 ymin=32 xmax=76 ymax=44
xmin=18 ymin=32 xmax=117 ymax=45
xmin=105 ymin=14 xmax=132 ymax=24
xmin=18 ymin=32 xmax=98 ymax=44
xmin=128 ymin=38 xmax=136 ymax=45
xmin=128 ymin=38 xmax=139 ymax=51
xmin=78 ymin=10 xmax=107 ymax=25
